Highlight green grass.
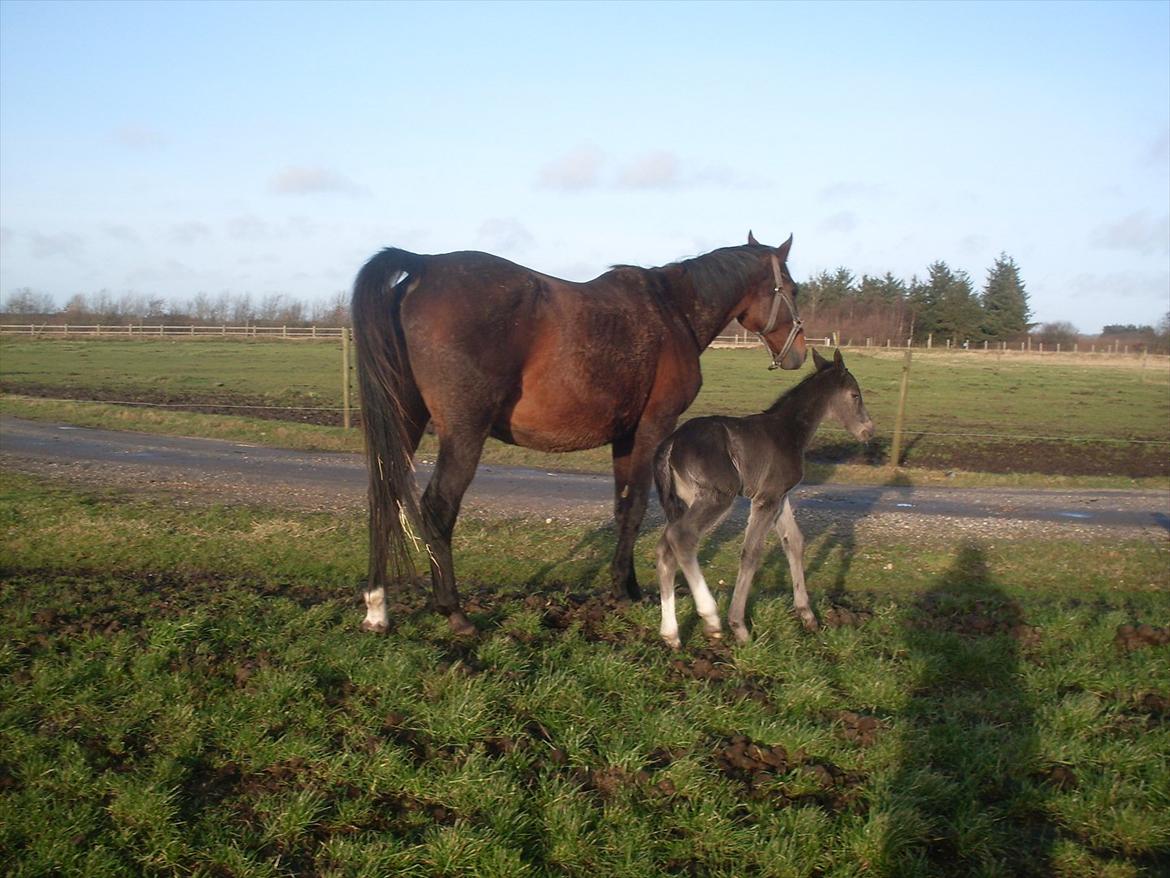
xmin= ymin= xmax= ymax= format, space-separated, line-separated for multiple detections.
xmin=2 ymin=472 xmax=1168 ymax=876
xmin=3 ymin=338 xmax=1169 ymax=488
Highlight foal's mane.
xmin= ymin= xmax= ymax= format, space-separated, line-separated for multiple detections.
xmin=763 ymin=361 xmax=845 ymax=415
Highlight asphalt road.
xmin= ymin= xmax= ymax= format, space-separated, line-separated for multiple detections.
xmin=2 ymin=416 xmax=1168 ymax=540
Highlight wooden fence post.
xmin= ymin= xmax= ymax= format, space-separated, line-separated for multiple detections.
xmin=341 ymin=328 xmax=352 ymax=430
xmin=888 ymin=349 xmax=912 ymax=469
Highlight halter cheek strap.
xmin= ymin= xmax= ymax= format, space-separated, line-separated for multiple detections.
xmin=759 ymin=254 xmax=804 ymax=369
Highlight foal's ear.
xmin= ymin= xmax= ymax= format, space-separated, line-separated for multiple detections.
xmin=747 ymin=230 xmax=760 ymax=246
xmin=776 ymin=233 xmax=793 ymax=261
xmin=812 ymin=347 xmax=831 ymax=371
xmin=833 ymin=348 xmax=845 ymax=369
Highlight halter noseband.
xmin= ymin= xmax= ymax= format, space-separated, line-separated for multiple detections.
xmin=758 ymin=253 xmax=804 ymax=370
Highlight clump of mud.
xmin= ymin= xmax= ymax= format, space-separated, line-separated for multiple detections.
xmin=821 ymin=605 xmax=873 ymax=628
xmin=667 ymin=647 xmax=772 ymax=705
xmin=712 ymin=734 xmax=866 ymax=814
xmin=1114 ymin=623 xmax=1170 ymax=653
xmin=833 ymin=710 xmax=886 ymax=747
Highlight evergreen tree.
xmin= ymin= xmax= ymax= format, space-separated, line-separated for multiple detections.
xmin=980 ymin=253 xmax=1031 ymax=339
xmin=936 ymin=268 xmax=982 ymax=343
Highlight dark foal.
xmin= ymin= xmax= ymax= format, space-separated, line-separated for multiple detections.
xmin=653 ymin=349 xmax=875 ymax=648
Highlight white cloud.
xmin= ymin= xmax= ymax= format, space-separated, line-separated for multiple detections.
xmin=168 ymin=221 xmax=212 ymax=245
xmin=537 ymin=145 xmax=604 ymax=190
xmin=818 ymin=211 xmax=859 ymax=234
xmin=1093 ymin=211 xmax=1170 ymax=256
xmin=112 ymin=125 xmax=168 ymax=150
xmin=29 ymin=231 xmax=84 ymax=260
xmin=819 ymin=180 xmax=886 ymax=201
xmin=269 ymin=166 xmax=366 ymax=196
xmin=1145 ymin=128 xmax=1169 ymax=167
xmin=477 ymin=218 xmax=535 ymax=253
xmin=103 ymin=224 xmax=140 ymax=243
xmin=1066 ymin=269 xmax=1170 ymax=301
xmin=617 ymin=150 xmax=681 ymax=190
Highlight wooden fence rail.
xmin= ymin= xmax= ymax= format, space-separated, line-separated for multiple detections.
xmin=0 ymin=323 xmax=347 ymax=339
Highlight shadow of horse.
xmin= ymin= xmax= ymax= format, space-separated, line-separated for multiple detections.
xmin=881 ymin=540 xmax=1054 ymax=875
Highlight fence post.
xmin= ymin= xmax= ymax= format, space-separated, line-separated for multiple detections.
xmin=888 ymin=349 xmax=912 ymax=469
xmin=341 ymin=328 xmax=352 ymax=430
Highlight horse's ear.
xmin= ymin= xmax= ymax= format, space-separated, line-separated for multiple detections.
xmin=776 ymin=233 xmax=793 ymax=261
xmin=833 ymin=348 xmax=845 ymax=369
xmin=812 ymin=347 xmax=830 ymax=371
xmin=747 ymin=230 xmax=760 ymax=246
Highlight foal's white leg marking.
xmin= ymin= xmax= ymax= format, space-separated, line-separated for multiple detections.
xmin=362 ymin=585 xmax=388 ymax=633
xmin=672 ymin=545 xmax=721 ymax=639
xmin=656 ymin=538 xmax=681 ymax=649
xmin=728 ymin=500 xmax=778 ymax=644
xmin=775 ymin=496 xmax=818 ymax=630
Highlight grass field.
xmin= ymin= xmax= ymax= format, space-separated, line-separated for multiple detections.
xmin=2 ymin=471 xmax=1168 ymax=877
xmin=2 ymin=338 xmax=1168 ymax=483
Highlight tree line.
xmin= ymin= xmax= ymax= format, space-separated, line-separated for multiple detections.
xmin=4 ymin=254 xmax=1168 ymax=352
xmin=0 ymin=288 xmax=350 ymax=326
xmin=794 ymin=253 xmax=1032 ymax=345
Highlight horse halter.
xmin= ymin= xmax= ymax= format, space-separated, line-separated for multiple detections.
xmin=758 ymin=253 xmax=804 ymax=370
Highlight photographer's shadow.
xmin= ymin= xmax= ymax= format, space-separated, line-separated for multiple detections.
xmin=882 ymin=541 xmax=1053 ymax=875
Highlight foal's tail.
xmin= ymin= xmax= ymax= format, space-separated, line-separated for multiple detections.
xmin=351 ymin=248 xmax=426 ymax=591
xmin=654 ymin=438 xmax=687 ymax=523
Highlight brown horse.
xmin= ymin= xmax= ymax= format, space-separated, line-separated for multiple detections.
xmin=351 ymin=232 xmax=807 ymax=635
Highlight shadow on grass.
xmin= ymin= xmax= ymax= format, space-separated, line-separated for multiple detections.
xmin=884 ymin=541 xmax=1053 ymax=876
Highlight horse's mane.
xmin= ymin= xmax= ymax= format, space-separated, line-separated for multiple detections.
xmin=674 ymin=245 xmax=769 ymax=306
xmin=611 ymin=244 xmax=770 ymax=306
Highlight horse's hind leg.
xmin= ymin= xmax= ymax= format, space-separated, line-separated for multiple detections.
xmin=363 ymin=390 xmax=429 ymax=634
xmin=421 ymin=428 xmax=488 ymax=636
xmin=664 ymin=493 xmax=731 ymax=642
xmin=775 ymin=496 xmax=818 ymax=631
xmin=728 ymin=499 xmax=779 ymax=644
xmin=656 ymin=535 xmax=682 ymax=649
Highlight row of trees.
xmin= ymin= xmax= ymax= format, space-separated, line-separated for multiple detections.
xmin=797 ymin=253 xmax=1031 ymax=344
xmin=0 ymin=288 xmax=350 ymax=326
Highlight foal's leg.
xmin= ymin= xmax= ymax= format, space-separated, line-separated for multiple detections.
xmin=420 ymin=427 xmax=488 ymax=636
xmin=664 ymin=493 xmax=731 ymax=642
xmin=656 ymin=535 xmax=682 ymax=649
xmin=775 ymin=496 xmax=818 ymax=631
xmin=727 ymin=499 xmax=780 ymax=645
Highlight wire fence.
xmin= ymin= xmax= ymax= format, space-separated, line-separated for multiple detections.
xmin=3 ymin=323 xmax=1165 ymax=359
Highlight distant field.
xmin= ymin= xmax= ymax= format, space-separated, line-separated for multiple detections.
xmin=1 ymin=338 xmax=1168 ymax=480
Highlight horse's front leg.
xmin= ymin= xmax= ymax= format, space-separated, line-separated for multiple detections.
xmin=775 ymin=496 xmax=818 ymax=631
xmin=610 ymin=422 xmax=674 ymax=601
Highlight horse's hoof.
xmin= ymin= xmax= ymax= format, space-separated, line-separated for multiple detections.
xmin=800 ymin=614 xmax=820 ymax=632
xmin=704 ymin=627 xmax=723 ymax=642
xmin=448 ymin=612 xmax=477 ymax=638
xmin=732 ymin=626 xmax=751 ymax=645
xmin=663 ymin=636 xmax=682 ymax=651
xmin=360 ymin=619 xmax=388 ymax=634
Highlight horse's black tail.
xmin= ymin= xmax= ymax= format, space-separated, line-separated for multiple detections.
xmin=654 ymin=437 xmax=687 ymax=523
xmin=351 ymin=247 xmax=426 ymax=591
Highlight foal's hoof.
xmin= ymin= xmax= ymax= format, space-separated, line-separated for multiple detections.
xmin=448 ymin=612 xmax=477 ymax=638
xmin=731 ymin=625 xmax=751 ymax=645
xmin=799 ymin=613 xmax=820 ymax=632
xmin=360 ymin=619 xmax=388 ymax=634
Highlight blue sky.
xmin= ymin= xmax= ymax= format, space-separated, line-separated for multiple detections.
xmin=1 ymin=0 xmax=1167 ymax=333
